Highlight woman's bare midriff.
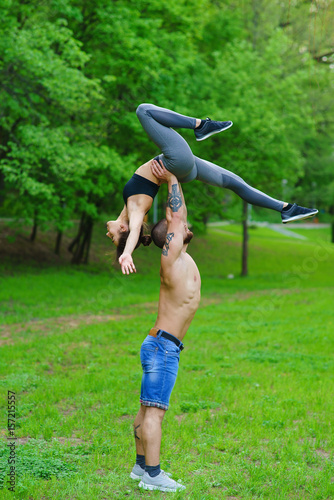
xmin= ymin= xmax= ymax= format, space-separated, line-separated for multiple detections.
xmin=135 ymin=159 xmax=160 ymax=185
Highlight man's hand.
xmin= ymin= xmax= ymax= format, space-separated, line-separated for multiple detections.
xmin=151 ymin=159 xmax=171 ymax=183
xmin=119 ymin=253 xmax=136 ymax=275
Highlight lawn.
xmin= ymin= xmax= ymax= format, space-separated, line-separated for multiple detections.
xmin=0 ymin=224 xmax=333 ymax=499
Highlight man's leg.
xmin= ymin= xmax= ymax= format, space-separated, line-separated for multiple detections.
xmin=131 ymin=405 xmax=166 ymax=480
xmin=133 ymin=405 xmax=146 ymax=456
xmin=133 ymin=405 xmax=167 ymax=469
xmin=139 ymin=406 xmax=186 ymax=492
xmin=130 ymin=405 xmax=147 ymax=480
xmin=141 ymin=407 xmax=166 ymax=468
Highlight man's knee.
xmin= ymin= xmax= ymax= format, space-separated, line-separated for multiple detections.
xmin=144 ymin=406 xmax=166 ymax=422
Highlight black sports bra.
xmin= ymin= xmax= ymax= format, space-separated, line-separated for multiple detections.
xmin=123 ymin=173 xmax=160 ymax=205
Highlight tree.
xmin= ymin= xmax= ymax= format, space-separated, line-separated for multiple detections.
xmin=1 ymin=0 xmax=332 ymax=267
xmin=0 ymin=1 xmax=126 ymax=262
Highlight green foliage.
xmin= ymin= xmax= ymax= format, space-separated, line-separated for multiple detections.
xmin=0 ymin=0 xmax=127 ymax=242
xmin=0 ymin=0 xmax=333 ymax=258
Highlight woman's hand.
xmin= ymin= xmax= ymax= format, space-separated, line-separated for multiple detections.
xmin=151 ymin=159 xmax=171 ymax=183
xmin=119 ymin=253 xmax=136 ymax=275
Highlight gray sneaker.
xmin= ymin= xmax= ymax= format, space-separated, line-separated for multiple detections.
xmin=281 ymin=203 xmax=318 ymax=224
xmin=130 ymin=464 xmax=172 ymax=481
xmin=138 ymin=471 xmax=186 ymax=492
xmin=130 ymin=464 xmax=145 ymax=480
xmin=195 ymin=118 xmax=233 ymax=141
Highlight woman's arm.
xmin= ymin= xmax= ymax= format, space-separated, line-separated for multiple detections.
xmin=118 ymin=210 xmax=145 ymax=275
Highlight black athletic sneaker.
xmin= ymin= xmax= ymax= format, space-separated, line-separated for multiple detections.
xmin=194 ymin=118 xmax=233 ymax=141
xmin=281 ymin=204 xmax=318 ymax=224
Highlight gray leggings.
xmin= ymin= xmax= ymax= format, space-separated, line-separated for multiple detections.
xmin=136 ymin=103 xmax=284 ymax=212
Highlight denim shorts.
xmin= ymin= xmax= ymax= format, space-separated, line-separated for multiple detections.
xmin=140 ymin=333 xmax=182 ymax=411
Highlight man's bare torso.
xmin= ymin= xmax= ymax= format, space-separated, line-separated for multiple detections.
xmin=154 ymin=250 xmax=201 ymax=340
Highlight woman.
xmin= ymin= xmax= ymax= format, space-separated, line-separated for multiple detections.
xmin=106 ymin=103 xmax=318 ymax=274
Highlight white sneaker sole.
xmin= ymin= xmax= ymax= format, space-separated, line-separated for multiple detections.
xmin=196 ymin=121 xmax=233 ymax=141
xmin=138 ymin=480 xmax=185 ymax=492
xmin=282 ymin=209 xmax=318 ymax=224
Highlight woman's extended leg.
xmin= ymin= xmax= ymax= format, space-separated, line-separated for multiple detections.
xmin=193 ymin=156 xmax=319 ymax=221
xmin=194 ymin=156 xmax=285 ymax=211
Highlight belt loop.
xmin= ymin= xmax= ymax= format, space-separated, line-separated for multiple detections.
xmin=156 ymin=329 xmax=162 ymax=339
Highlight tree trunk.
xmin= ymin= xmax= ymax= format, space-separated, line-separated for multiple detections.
xmin=55 ymin=230 xmax=62 ymax=255
xmin=68 ymin=213 xmax=94 ymax=264
xmin=68 ymin=214 xmax=85 ymax=255
xmin=30 ymin=213 xmax=38 ymax=242
xmin=0 ymin=171 xmax=5 ymax=206
xmin=83 ymin=222 xmax=93 ymax=264
xmin=241 ymin=201 xmax=248 ymax=277
xmin=329 ymin=207 xmax=334 ymax=244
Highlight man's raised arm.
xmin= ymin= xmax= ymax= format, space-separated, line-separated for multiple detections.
xmin=151 ymin=159 xmax=187 ymax=226
xmin=161 ymin=174 xmax=187 ymax=265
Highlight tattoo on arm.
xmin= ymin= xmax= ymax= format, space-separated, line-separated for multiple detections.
xmin=167 ymin=184 xmax=182 ymax=212
xmin=162 ymin=232 xmax=174 ymax=256
xmin=134 ymin=424 xmax=140 ymax=440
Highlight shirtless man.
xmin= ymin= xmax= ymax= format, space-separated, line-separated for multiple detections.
xmin=130 ymin=170 xmax=201 ymax=492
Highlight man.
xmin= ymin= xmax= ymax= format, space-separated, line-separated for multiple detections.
xmin=130 ymin=171 xmax=201 ymax=492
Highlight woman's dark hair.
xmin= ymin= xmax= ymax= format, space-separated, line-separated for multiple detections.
xmin=151 ymin=219 xmax=168 ymax=249
xmin=116 ymin=225 xmax=152 ymax=260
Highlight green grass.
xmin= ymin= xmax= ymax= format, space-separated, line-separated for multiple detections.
xmin=287 ymin=227 xmax=331 ymax=243
xmin=0 ymin=224 xmax=334 ymax=499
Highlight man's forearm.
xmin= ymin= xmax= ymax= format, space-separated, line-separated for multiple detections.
xmin=166 ymin=176 xmax=186 ymax=220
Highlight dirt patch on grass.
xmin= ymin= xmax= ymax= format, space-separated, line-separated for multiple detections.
xmin=3 ymin=435 xmax=88 ymax=446
xmin=139 ymin=301 xmax=158 ymax=309
xmin=55 ymin=436 xmax=87 ymax=445
xmin=234 ymin=288 xmax=296 ymax=301
xmin=0 ymin=337 xmax=14 ymax=346
xmin=59 ymin=404 xmax=78 ymax=416
xmin=0 ymin=298 xmax=162 ymax=342
xmin=315 ymin=449 xmax=330 ymax=459
xmin=174 ymin=414 xmax=187 ymax=424
xmin=95 ymin=469 xmax=107 ymax=476
xmin=200 ymin=288 xmax=297 ymax=308
xmin=64 ymin=341 xmax=91 ymax=351
xmin=0 ymin=313 xmax=128 ymax=339
xmin=118 ymin=414 xmax=134 ymax=422
xmin=0 ymin=287 xmax=309 ymax=345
